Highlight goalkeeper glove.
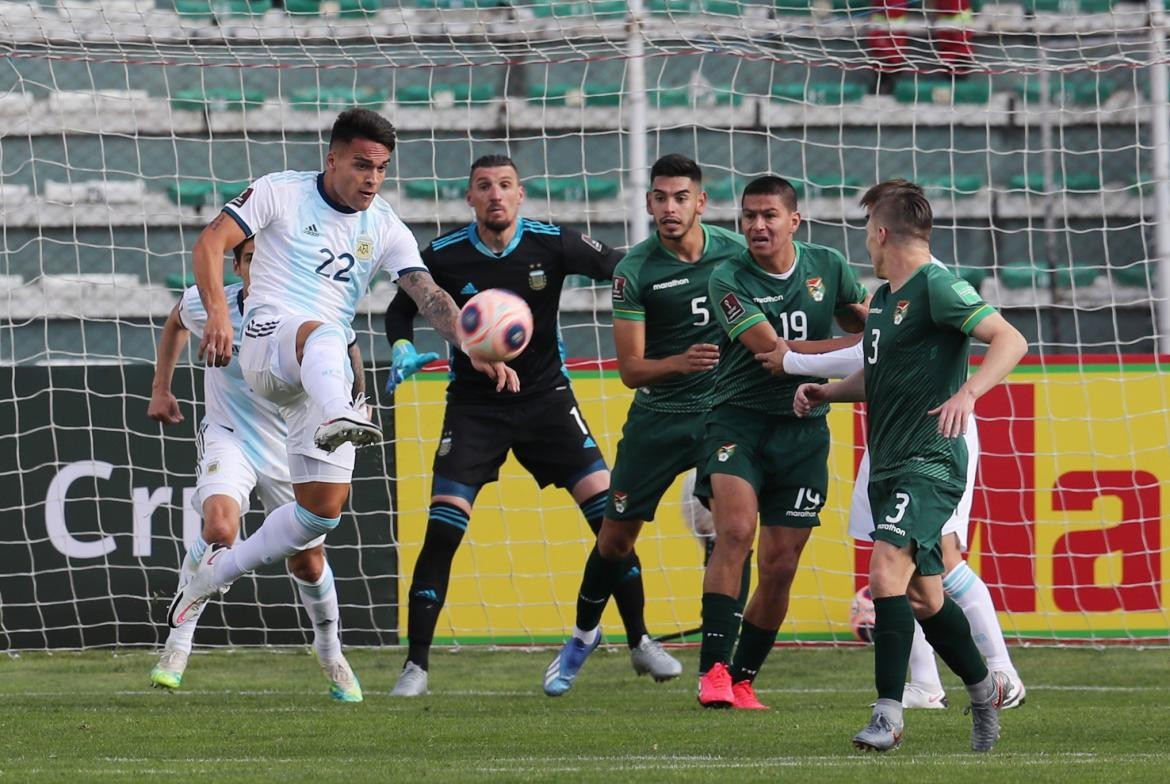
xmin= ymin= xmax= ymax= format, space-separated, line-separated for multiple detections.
xmin=385 ymin=339 xmax=439 ymax=394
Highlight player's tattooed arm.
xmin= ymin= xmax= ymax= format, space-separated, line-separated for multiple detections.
xmin=397 ymin=271 xmax=460 ymax=345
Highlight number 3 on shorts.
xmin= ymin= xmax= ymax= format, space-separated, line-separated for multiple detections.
xmin=885 ymin=491 xmax=910 ymax=524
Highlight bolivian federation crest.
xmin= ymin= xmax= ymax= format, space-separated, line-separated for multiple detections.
xmin=806 ymin=277 xmax=825 ymax=302
xmin=894 ymin=300 xmax=910 ymax=325
xmin=613 ymin=491 xmax=628 ymax=514
xmin=355 ymin=235 xmax=374 ymax=261
xmin=717 ymin=443 xmax=737 ymax=463
xmin=528 ymin=263 xmax=547 ymax=291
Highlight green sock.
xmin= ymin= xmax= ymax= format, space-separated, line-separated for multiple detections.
xmin=873 ymin=595 xmax=915 ymax=702
xmin=730 ymin=620 xmax=778 ymax=683
xmin=918 ymin=596 xmax=990 ymax=686
xmin=573 ymin=545 xmax=626 ymax=632
xmin=698 ymin=592 xmax=740 ymax=674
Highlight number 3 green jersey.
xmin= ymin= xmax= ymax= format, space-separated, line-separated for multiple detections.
xmin=863 ymin=262 xmax=997 ymax=482
xmin=709 ymin=241 xmax=867 ymax=415
xmin=611 ymin=224 xmax=746 ymax=413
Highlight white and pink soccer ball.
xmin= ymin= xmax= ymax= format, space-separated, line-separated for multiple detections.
xmin=457 ymin=289 xmax=533 ymax=362
xmin=850 ymin=585 xmax=876 ymax=643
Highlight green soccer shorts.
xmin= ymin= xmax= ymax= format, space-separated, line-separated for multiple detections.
xmin=696 ymin=404 xmax=830 ymax=528
xmin=868 ymin=473 xmax=966 ymax=576
xmin=606 ymin=403 xmax=705 ymax=522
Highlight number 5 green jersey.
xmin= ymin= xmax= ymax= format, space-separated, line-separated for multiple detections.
xmin=611 ymin=224 xmax=746 ymax=413
xmin=709 ymin=240 xmax=867 ymax=416
xmin=863 ymin=262 xmax=997 ymax=482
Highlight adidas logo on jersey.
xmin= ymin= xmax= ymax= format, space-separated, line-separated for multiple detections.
xmin=461 ymin=282 xmax=478 ymax=295
xmin=303 ymin=223 xmax=321 ymax=237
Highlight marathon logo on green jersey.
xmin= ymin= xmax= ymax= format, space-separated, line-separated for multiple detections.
xmin=952 ymin=280 xmax=982 ymax=305
xmin=716 ymin=443 xmax=737 ymax=462
xmin=720 ymin=293 xmax=745 ymax=322
xmin=894 ymin=300 xmax=910 ymax=325
xmin=612 ymin=276 xmax=627 ymax=302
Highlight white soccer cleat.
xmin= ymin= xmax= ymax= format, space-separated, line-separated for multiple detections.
xmin=630 ymin=635 xmax=683 ymax=682
xmin=314 ymin=396 xmax=380 ymax=453
xmin=998 ymin=671 xmax=1027 ymax=710
xmin=167 ymin=544 xmax=230 ymax=628
xmin=320 ymin=655 xmax=363 ymax=702
xmin=149 ymin=645 xmax=189 ymax=690
xmin=902 ymin=682 xmax=948 ymax=709
xmin=390 ymin=661 xmax=429 ymax=697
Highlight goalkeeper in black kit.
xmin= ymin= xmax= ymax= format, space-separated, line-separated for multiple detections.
xmin=383 ymin=154 xmax=683 ymax=696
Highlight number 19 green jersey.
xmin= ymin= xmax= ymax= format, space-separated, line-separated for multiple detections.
xmin=863 ymin=262 xmax=997 ymax=482
xmin=611 ymin=223 xmax=746 ymax=413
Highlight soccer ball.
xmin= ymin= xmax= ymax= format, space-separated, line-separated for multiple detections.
xmin=457 ymin=289 xmax=533 ymax=362
xmin=850 ymin=585 xmax=876 ymax=643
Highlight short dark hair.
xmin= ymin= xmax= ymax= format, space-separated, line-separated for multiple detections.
xmin=469 ymin=154 xmax=519 ymax=184
xmin=741 ymin=175 xmax=798 ymax=212
xmin=329 ymin=108 xmax=397 ymax=153
xmin=650 ymin=154 xmax=702 ymax=184
xmin=860 ymin=179 xmax=932 ymax=242
xmin=232 ymin=237 xmax=252 ymax=263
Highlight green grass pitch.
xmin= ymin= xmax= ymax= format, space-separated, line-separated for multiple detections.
xmin=2 ymin=646 xmax=1168 ymax=782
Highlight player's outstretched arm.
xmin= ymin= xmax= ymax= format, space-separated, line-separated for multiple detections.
xmin=928 ymin=312 xmax=1027 ymax=437
xmin=148 ymin=304 xmax=190 ymax=425
xmin=755 ymin=334 xmax=864 ymax=378
xmin=397 ymin=270 xmax=519 ymax=392
xmin=793 ymin=369 xmax=865 ymax=417
xmin=612 ymin=318 xmax=717 ymax=389
xmin=192 ymin=212 xmax=246 ymax=368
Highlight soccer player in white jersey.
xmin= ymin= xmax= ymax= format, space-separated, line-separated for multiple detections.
xmin=754 ymin=212 xmax=1025 ymax=710
xmin=168 ymin=108 xmax=515 ymax=652
xmin=148 ymin=237 xmax=366 ymax=700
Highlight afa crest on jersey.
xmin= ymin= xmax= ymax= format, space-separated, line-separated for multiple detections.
xmin=717 ymin=443 xmax=736 ymax=462
xmin=806 ymin=277 xmax=825 ymax=302
xmin=438 ymin=435 xmax=453 ymax=457
xmin=894 ymin=300 xmax=910 ymax=325
xmin=613 ymin=491 xmax=628 ymax=513
xmin=355 ymin=235 xmax=374 ymax=261
xmin=528 ymin=263 xmax=547 ymax=291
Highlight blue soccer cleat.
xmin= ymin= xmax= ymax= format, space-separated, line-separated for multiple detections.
xmin=542 ymin=629 xmax=601 ymax=697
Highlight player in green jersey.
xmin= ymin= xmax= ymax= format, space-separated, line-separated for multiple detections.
xmin=694 ymin=176 xmax=869 ymax=710
xmin=794 ymin=180 xmax=1027 ymax=752
xmin=544 ymin=154 xmax=746 ymax=697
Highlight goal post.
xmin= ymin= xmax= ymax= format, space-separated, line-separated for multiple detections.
xmin=1 ymin=0 xmax=1168 ymax=650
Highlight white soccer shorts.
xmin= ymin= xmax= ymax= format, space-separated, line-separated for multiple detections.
xmin=239 ymin=310 xmax=356 ymax=484
xmin=848 ymin=415 xmax=979 ymax=550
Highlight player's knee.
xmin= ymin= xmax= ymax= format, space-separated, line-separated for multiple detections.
xmin=200 ymin=499 xmax=240 ymax=545
xmin=597 ymin=519 xmax=636 ymax=560
xmin=715 ymin=523 xmax=755 ymax=556
xmin=288 ymin=546 xmax=326 ymax=582
xmin=757 ymin=548 xmax=800 ymax=588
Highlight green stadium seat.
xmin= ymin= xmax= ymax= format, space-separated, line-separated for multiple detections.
xmin=1112 ymin=261 xmax=1153 ymax=288
xmin=773 ymin=0 xmax=814 ymax=15
xmin=166 ymin=272 xmax=244 ymax=290
xmin=403 ymin=178 xmax=467 ymax=200
xmin=648 ymin=0 xmax=742 ymax=14
xmin=705 ymin=177 xmax=751 ymax=203
xmin=1024 ymin=0 xmax=1113 ymax=12
xmin=396 ymin=84 xmax=496 ymax=107
xmin=289 ymin=87 xmax=387 ymax=111
xmin=171 ymin=88 xmax=265 ymax=113
xmin=340 ymin=0 xmax=381 ymax=16
xmin=1125 ymin=175 xmax=1154 ymax=195
xmin=1015 ymin=78 xmax=1117 ymax=106
xmin=174 ymin=0 xmax=273 ymax=16
xmin=771 ymin=82 xmax=865 ymax=104
xmin=998 ymin=262 xmax=1049 ymax=289
xmin=955 ymin=265 xmax=989 ymax=288
xmin=284 ymin=0 xmax=322 ymax=14
xmin=216 ymin=180 xmax=251 ymax=204
xmin=894 ymin=80 xmax=992 ymax=105
xmin=919 ymin=175 xmax=985 ymax=198
xmin=165 ymin=180 xmax=215 ymax=207
xmin=1051 ymin=262 xmax=1099 ymax=289
xmin=583 ymin=83 xmax=623 ymax=107
xmin=530 ymin=0 xmax=627 ymax=17
xmin=525 ymin=176 xmax=620 ymax=200
xmin=414 ymin=0 xmax=509 ymax=9
xmin=1008 ymin=173 xmax=1102 ymax=193
xmin=649 ymin=87 xmax=691 ymax=108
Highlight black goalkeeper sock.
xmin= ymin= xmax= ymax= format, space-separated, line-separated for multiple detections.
xmin=872 ymin=594 xmax=915 ymax=702
xmin=579 ymin=492 xmax=647 ymax=647
xmin=404 ymin=505 xmax=467 ymax=671
xmin=574 ymin=544 xmax=627 ymax=632
xmin=730 ymin=620 xmax=778 ymax=683
xmin=699 ymin=592 xmax=740 ymax=674
xmin=918 ymin=596 xmax=990 ymax=686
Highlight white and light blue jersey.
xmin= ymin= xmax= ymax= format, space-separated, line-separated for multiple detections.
xmin=222 ymin=170 xmax=427 ymax=342
xmin=179 ymin=283 xmax=289 ymax=481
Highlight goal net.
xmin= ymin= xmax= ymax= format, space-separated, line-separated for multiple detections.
xmin=1 ymin=0 xmax=1168 ymax=650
